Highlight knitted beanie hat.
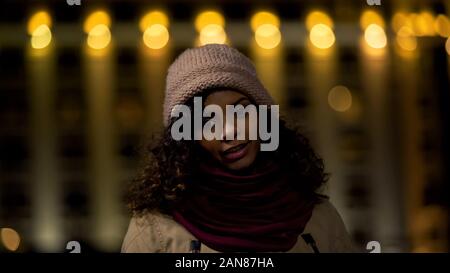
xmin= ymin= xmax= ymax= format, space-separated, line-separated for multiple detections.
xmin=163 ymin=44 xmax=275 ymax=127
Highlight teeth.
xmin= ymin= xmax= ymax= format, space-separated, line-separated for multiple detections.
xmin=225 ymin=143 xmax=246 ymax=154
xmin=229 ymin=146 xmax=241 ymax=153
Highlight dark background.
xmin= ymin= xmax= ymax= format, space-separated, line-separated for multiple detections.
xmin=0 ymin=0 xmax=448 ymax=252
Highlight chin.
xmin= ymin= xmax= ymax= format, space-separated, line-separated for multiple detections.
xmin=225 ymin=159 xmax=253 ymax=171
xmin=223 ymin=152 xmax=258 ymax=171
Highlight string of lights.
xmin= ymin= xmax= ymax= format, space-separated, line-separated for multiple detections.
xmin=24 ymin=9 xmax=450 ymax=54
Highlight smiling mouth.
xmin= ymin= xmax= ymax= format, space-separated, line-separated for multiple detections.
xmin=221 ymin=141 xmax=251 ymax=162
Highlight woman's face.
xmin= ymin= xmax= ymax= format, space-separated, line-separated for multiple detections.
xmin=198 ymin=90 xmax=260 ymax=171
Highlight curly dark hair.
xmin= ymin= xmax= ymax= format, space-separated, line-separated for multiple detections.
xmin=126 ymin=112 xmax=329 ymax=216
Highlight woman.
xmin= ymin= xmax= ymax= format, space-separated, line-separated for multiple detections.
xmin=121 ymin=44 xmax=356 ymax=253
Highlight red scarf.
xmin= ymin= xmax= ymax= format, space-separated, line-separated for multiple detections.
xmin=171 ymin=160 xmax=316 ymax=252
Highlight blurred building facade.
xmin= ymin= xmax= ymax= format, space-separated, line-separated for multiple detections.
xmin=0 ymin=0 xmax=449 ymax=252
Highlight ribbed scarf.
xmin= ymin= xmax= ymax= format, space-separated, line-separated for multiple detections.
xmin=171 ymin=160 xmax=316 ymax=252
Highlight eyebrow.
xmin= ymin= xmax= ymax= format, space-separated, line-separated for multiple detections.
xmin=231 ymin=97 xmax=251 ymax=106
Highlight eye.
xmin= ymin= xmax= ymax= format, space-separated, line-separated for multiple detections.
xmin=239 ymin=100 xmax=251 ymax=107
xmin=235 ymin=102 xmax=252 ymax=116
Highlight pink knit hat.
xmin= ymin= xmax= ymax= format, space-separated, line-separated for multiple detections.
xmin=163 ymin=44 xmax=275 ymax=127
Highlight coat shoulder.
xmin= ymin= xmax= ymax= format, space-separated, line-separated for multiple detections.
xmin=121 ymin=212 xmax=165 ymax=253
xmin=305 ymin=198 xmax=359 ymax=252
xmin=121 ymin=211 xmax=195 ymax=253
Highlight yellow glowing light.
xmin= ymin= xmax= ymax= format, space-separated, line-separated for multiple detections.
xmin=27 ymin=11 xmax=51 ymax=35
xmin=411 ymin=12 xmax=435 ymax=36
xmin=361 ymin=38 xmax=386 ymax=57
xmin=140 ymin=11 xmax=169 ymax=32
xmin=1 ymin=228 xmax=21 ymax=252
xmin=309 ymin=24 xmax=335 ymax=49
xmin=411 ymin=14 xmax=426 ymax=36
xmin=420 ymin=11 xmax=436 ymax=36
xmin=84 ymin=10 xmax=111 ymax=33
xmin=251 ymin=11 xmax=280 ymax=32
xmin=254 ymin=24 xmax=281 ymax=49
xmin=434 ymin=14 xmax=450 ymax=37
xmin=195 ymin=11 xmax=224 ymax=33
xmin=199 ymin=24 xmax=227 ymax=45
xmin=31 ymin=24 xmax=52 ymax=49
xmin=143 ymin=24 xmax=169 ymax=49
xmin=328 ymin=86 xmax=352 ymax=112
xmin=87 ymin=24 xmax=111 ymax=50
xmin=396 ymin=26 xmax=417 ymax=51
xmin=392 ymin=12 xmax=412 ymax=33
xmin=406 ymin=13 xmax=419 ymax=35
xmin=364 ymin=24 xmax=387 ymax=49
xmin=306 ymin=11 xmax=333 ymax=31
xmin=360 ymin=10 xmax=385 ymax=30
xmin=446 ymin=37 xmax=450 ymax=56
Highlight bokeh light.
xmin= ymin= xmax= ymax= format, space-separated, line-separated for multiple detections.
xmin=251 ymin=11 xmax=280 ymax=32
xmin=140 ymin=10 xmax=169 ymax=32
xmin=28 ymin=11 xmax=52 ymax=49
xmin=27 ymin=11 xmax=52 ymax=35
xmin=410 ymin=12 xmax=435 ymax=37
xmin=199 ymin=24 xmax=227 ymax=45
xmin=434 ymin=14 xmax=450 ymax=37
xmin=195 ymin=10 xmax=224 ymax=33
xmin=364 ymin=24 xmax=387 ymax=49
xmin=1 ymin=228 xmax=21 ymax=252
xmin=31 ymin=24 xmax=52 ymax=49
xmin=254 ymin=24 xmax=281 ymax=49
xmin=328 ymin=86 xmax=353 ymax=112
xmin=195 ymin=10 xmax=226 ymax=46
xmin=392 ymin=12 xmax=411 ymax=33
xmin=84 ymin=10 xmax=112 ymax=50
xmin=396 ymin=26 xmax=417 ymax=51
xmin=143 ymin=24 xmax=169 ymax=49
xmin=360 ymin=10 xmax=385 ymax=30
xmin=87 ymin=24 xmax=111 ymax=50
xmin=309 ymin=23 xmax=335 ymax=49
xmin=84 ymin=10 xmax=111 ymax=33
xmin=306 ymin=11 xmax=333 ymax=31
